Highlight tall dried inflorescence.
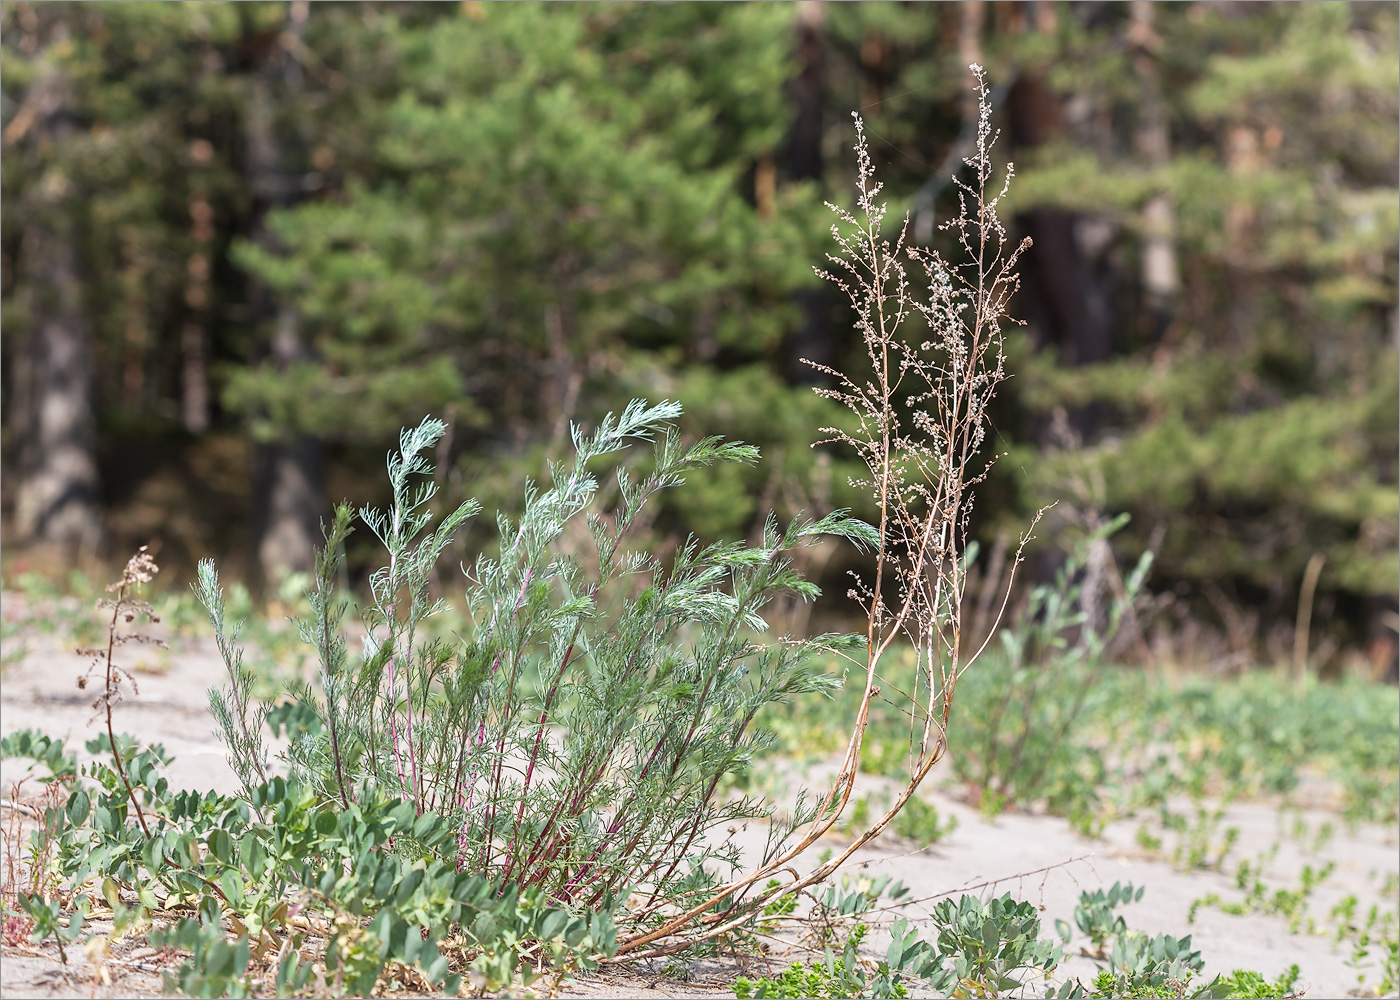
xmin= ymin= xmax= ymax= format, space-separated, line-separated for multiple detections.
xmin=799 ymin=64 xmax=1036 ymax=849
xmin=78 ymin=546 xmax=167 ymax=837
xmin=616 ymin=65 xmax=1036 ymax=955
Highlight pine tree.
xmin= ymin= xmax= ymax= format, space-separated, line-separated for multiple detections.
xmin=231 ymin=2 xmax=841 ymax=544
xmin=993 ymin=2 xmax=1399 ymax=654
xmin=767 ymin=1 xmax=1397 ymax=656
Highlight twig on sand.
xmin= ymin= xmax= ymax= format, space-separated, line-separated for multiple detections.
xmin=867 ymin=852 xmax=1097 ymax=915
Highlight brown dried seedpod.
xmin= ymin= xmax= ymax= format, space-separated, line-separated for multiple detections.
xmin=82 ymin=546 xmax=164 ymax=838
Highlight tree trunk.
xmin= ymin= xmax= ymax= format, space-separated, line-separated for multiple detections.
xmin=181 ymin=191 xmax=215 ymax=434
xmin=246 ymin=1 xmax=321 ymax=586
xmin=11 ymin=61 xmax=102 ymax=556
xmin=958 ymin=1 xmax=985 ymax=122
xmin=1006 ymin=41 xmax=1116 ymax=433
xmin=544 ymin=295 xmax=582 ymax=452
xmin=785 ymin=1 xmax=830 ymax=385
xmin=254 ymin=312 xmax=323 ymax=583
xmin=1130 ymin=1 xmax=1180 ymax=341
xmin=1222 ymin=123 xmax=1262 ymax=355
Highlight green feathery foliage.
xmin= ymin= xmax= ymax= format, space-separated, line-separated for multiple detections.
xmin=198 ymin=400 xmax=873 ymax=910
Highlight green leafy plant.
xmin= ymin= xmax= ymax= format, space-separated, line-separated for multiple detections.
xmin=5 ymin=570 xmax=105 ymax=646
xmin=745 ymin=881 xmax=1311 ymax=1000
xmin=828 ymin=794 xmax=957 ymax=849
xmin=15 ymin=892 xmax=87 ymax=964
xmin=68 ymin=765 xmax=611 ymax=996
xmin=0 ymin=731 xmax=78 ymax=783
xmin=892 ymin=796 xmax=958 ymax=846
xmin=1 ymin=778 xmax=77 ymax=959
xmin=149 ymin=918 xmax=253 ymax=999
xmin=950 ymin=513 xmax=1151 ymax=830
xmin=804 ymin=874 xmax=909 ymax=951
xmin=1072 ymin=944 xmax=1298 ymax=999
xmin=1327 ymin=893 xmax=1399 ymax=995
xmin=1089 ymin=929 xmax=1207 ymax=998
xmin=1136 ymin=825 xmax=1164 ymax=853
xmin=734 ymin=879 xmax=950 ymax=1000
xmin=1212 ymin=965 xmax=1302 ymax=1000
xmin=735 ymin=954 xmax=879 ymax=999
xmin=1058 ymin=881 xmax=1145 ymax=956
xmin=837 ymin=796 xmax=873 ymax=839
xmin=1166 ymin=803 xmax=1240 ymax=872
xmin=1054 ymin=883 xmax=1307 ymax=1000
xmin=734 ymin=917 xmax=949 ymax=1000
xmin=1145 ymin=674 xmax=1399 ymax=825
xmin=0 ymin=551 xmax=622 ymax=997
xmin=1189 ymin=856 xmax=1334 ymax=934
xmin=0 ymin=618 xmax=27 ymax=674
xmin=930 ymin=892 xmax=1062 ymax=998
xmin=197 ymin=404 xmax=874 ymax=929
xmin=757 ymin=877 xmax=798 ymax=933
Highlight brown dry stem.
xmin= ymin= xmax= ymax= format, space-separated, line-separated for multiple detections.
xmin=78 ymin=546 xmax=167 ymax=838
xmin=614 ymin=65 xmax=1041 ymax=959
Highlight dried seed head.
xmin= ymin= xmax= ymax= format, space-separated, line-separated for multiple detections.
xmin=109 ymin=545 xmax=159 ymax=592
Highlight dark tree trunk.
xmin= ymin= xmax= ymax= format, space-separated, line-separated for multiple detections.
xmin=245 ymin=1 xmax=322 ymax=586
xmin=1006 ymin=62 xmax=1116 ymax=436
xmin=1014 ymin=209 xmax=1115 ymax=368
xmin=11 ymin=62 xmax=102 ymax=556
xmin=784 ymin=0 xmax=830 ymax=385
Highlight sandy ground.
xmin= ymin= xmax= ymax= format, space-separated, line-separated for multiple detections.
xmin=1 ymin=596 xmax=1396 ymax=999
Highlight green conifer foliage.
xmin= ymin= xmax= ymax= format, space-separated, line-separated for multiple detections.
xmin=229 ymin=3 xmax=839 ymax=535
xmin=997 ymin=3 xmax=1399 ymax=633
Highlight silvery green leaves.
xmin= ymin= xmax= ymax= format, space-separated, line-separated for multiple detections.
xmin=202 ymin=399 xmax=874 ymax=919
xmin=195 ymin=559 xmax=269 ymax=799
xmin=288 ymin=503 xmax=359 ymax=809
xmin=931 ymin=893 xmax=1063 ymax=996
xmin=1059 ymin=880 xmax=1145 ymax=954
xmin=359 ymin=417 xmax=482 ymax=807
xmin=360 ymin=416 xmax=481 ymax=641
xmin=441 ymin=400 xmax=873 ymax=904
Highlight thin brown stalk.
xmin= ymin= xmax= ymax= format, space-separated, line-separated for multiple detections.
xmin=91 ymin=548 xmax=163 ymax=838
xmin=614 ymin=65 xmax=1037 ymax=959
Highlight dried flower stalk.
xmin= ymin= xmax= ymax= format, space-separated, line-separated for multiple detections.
xmin=616 ymin=65 xmax=1042 ymax=957
xmin=77 ymin=546 xmax=167 ymax=837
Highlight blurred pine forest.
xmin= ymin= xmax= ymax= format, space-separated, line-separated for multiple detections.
xmin=2 ymin=1 xmax=1395 ymax=674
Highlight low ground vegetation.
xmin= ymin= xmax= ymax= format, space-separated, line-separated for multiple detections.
xmin=2 ymin=83 xmax=1397 ymax=999
xmin=7 ymin=472 xmax=1394 ymax=998
xmin=3 ymin=525 xmax=1396 ymax=997
xmin=763 ymin=599 xmax=1400 ymax=835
